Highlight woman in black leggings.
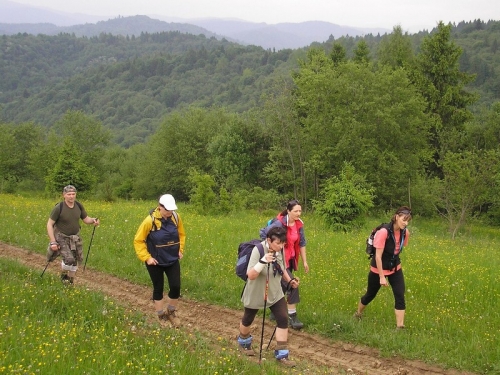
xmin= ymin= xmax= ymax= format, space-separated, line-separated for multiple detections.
xmin=354 ymin=206 xmax=412 ymax=329
xmin=134 ymin=194 xmax=186 ymax=327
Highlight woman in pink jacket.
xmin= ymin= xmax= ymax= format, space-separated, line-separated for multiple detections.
xmin=261 ymin=199 xmax=309 ymax=329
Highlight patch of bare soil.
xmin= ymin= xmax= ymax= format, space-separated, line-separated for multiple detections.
xmin=1 ymin=242 xmax=476 ymax=375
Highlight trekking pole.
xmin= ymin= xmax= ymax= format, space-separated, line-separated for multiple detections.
xmin=40 ymin=261 xmax=50 ymax=278
xmin=267 ymin=326 xmax=277 ymax=350
xmin=259 ymin=263 xmax=270 ymax=364
xmin=83 ymin=218 xmax=98 ymax=271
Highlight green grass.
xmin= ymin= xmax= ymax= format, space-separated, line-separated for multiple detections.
xmin=0 ymin=194 xmax=499 ymax=374
xmin=0 ymin=258 xmax=291 ymax=374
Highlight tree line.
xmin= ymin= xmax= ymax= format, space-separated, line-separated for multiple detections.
xmin=1 ymin=22 xmax=500 ymax=236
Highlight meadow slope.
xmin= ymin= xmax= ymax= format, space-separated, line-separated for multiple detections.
xmin=0 ymin=241 xmax=478 ymax=375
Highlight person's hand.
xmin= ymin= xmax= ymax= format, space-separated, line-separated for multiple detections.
xmin=49 ymin=242 xmax=59 ymax=251
xmin=178 ymin=251 xmax=184 ymax=260
xmin=290 ymin=277 xmax=300 ymax=288
xmin=146 ymin=257 xmax=158 ymax=266
xmin=260 ymin=252 xmax=275 ymax=263
xmin=303 ymin=261 xmax=310 ymax=273
xmin=92 ymin=218 xmax=100 ymax=226
xmin=380 ymin=276 xmax=388 ymax=286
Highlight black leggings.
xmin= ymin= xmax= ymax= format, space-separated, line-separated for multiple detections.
xmin=146 ymin=260 xmax=181 ymax=301
xmin=360 ymin=268 xmax=406 ymax=310
xmin=241 ymin=297 xmax=288 ymax=329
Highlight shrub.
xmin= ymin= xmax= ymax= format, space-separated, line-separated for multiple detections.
xmin=313 ymin=163 xmax=374 ymax=231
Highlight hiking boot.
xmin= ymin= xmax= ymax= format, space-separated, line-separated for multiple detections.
xmin=165 ymin=309 xmax=181 ymax=327
xmin=353 ymin=311 xmax=362 ymax=320
xmin=60 ymin=272 xmax=73 ymax=285
xmin=158 ymin=310 xmax=181 ymax=327
xmin=158 ymin=312 xmax=169 ymax=323
xmin=288 ymin=313 xmax=303 ymax=330
xmin=238 ymin=344 xmax=255 ymax=356
xmin=277 ymin=357 xmax=296 ymax=367
xmin=237 ymin=335 xmax=255 ymax=356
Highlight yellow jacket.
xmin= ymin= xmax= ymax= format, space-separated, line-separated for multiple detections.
xmin=133 ymin=208 xmax=186 ymax=262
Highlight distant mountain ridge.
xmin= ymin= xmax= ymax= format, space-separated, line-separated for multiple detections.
xmin=0 ymin=17 xmax=219 ymax=41
xmin=172 ymin=18 xmax=390 ymax=48
xmin=0 ymin=0 xmax=390 ymax=49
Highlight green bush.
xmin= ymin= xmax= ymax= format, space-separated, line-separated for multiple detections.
xmin=313 ymin=163 xmax=374 ymax=231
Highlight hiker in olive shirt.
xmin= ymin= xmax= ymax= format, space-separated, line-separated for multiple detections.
xmin=46 ymin=185 xmax=100 ymax=284
xmin=237 ymin=226 xmax=299 ymax=367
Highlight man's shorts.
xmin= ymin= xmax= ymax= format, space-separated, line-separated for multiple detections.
xmin=47 ymin=233 xmax=83 ymax=266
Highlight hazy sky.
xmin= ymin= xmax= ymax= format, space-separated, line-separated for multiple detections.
xmin=14 ymin=0 xmax=500 ymax=32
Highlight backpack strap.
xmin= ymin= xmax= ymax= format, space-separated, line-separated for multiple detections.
xmin=149 ymin=209 xmax=157 ymax=231
xmin=171 ymin=211 xmax=179 ymax=226
xmin=399 ymin=227 xmax=407 ymax=254
xmin=384 ymin=223 xmax=406 ymax=254
xmin=256 ymin=242 xmax=264 ymax=257
xmin=150 ymin=209 xmax=179 ymax=232
xmin=241 ymin=242 xmax=266 ymax=296
xmin=58 ymin=200 xmax=83 ymax=215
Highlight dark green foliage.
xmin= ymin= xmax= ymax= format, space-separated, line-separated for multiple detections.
xmin=435 ymin=150 xmax=500 ymax=238
xmin=329 ymin=43 xmax=347 ymax=66
xmin=292 ymin=51 xmax=431 ymax=207
xmin=217 ymin=187 xmax=232 ymax=214
xmin=410 ymin=22 xmax=477 ymax=161
xmin=0 ymin=31 xmax=296 ymax=146
xmin=352 ymin=40 xmax=371 ymax=64
xmin=207 ymin=112 xmax=272 ymax=191
xmin=313 ymin=163 xmax=375 ymax=231
xmin=187 ymin=169 xmax=217 ymax=212
xmin=238 ymin=187 xmax=281 ymax=212
xmin=465 ymin=102 xmax=500 ymax=150
xmin=377 ymin=25 xmax=414 ymax=69
xmin=45 ymin=139 xmax=96 ymax=195
xmin=2 ymin=20 xmax=500 ymax=229
xmin=138 ymin=107 xmax=231 ymax=200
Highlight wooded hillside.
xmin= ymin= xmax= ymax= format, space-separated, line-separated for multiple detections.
xmin=1 ymin=20 xmax=499 ymax=235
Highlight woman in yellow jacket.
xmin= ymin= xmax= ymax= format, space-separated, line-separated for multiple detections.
xmin=134 ymin=194 xmax=186 ymax=327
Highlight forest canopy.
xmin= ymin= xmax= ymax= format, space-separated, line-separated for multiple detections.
xmin=1 ymin=20 xmax=500 ymax=234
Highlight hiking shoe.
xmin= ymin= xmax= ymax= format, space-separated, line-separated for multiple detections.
xmin=60 ymin=273 xmax=73 ymax=285
xmin=237 ymin=335 xmax=255 ymax=356
xmin=277 ymin=357 xmax=296 ymax=367
xmin=396 ymin=325 xmax=406 ymax=330
xmin=288 ymin=313 xmax=303 ymax=330
xmin=158 ymin=310 xmax=180 ymax=327
xmin=238 ymin=344 xmax=255 ymax=356
xmin=165 ymin=309 xmax=181 ymax=327
xmin=158 ymin=312 xmax=169 ymax=322
xmin=353 ymin=311 xmax=362 ymax=320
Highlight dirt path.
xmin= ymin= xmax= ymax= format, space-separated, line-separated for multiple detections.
xmin=1 ymin=242 xmax=475 ymax=375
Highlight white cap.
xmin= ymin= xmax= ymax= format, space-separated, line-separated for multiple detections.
xmin=159 ymin=194 xmax=178 ymax=210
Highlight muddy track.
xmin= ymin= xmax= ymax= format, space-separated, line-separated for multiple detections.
xmin=1 ymin=242 xmax=476 ymax=375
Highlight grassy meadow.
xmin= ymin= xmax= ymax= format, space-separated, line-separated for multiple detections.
xmin=0 ymin=258 xmax=289 ymax=374
xmin=0 ymin=194 xmax=499 ymax=374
